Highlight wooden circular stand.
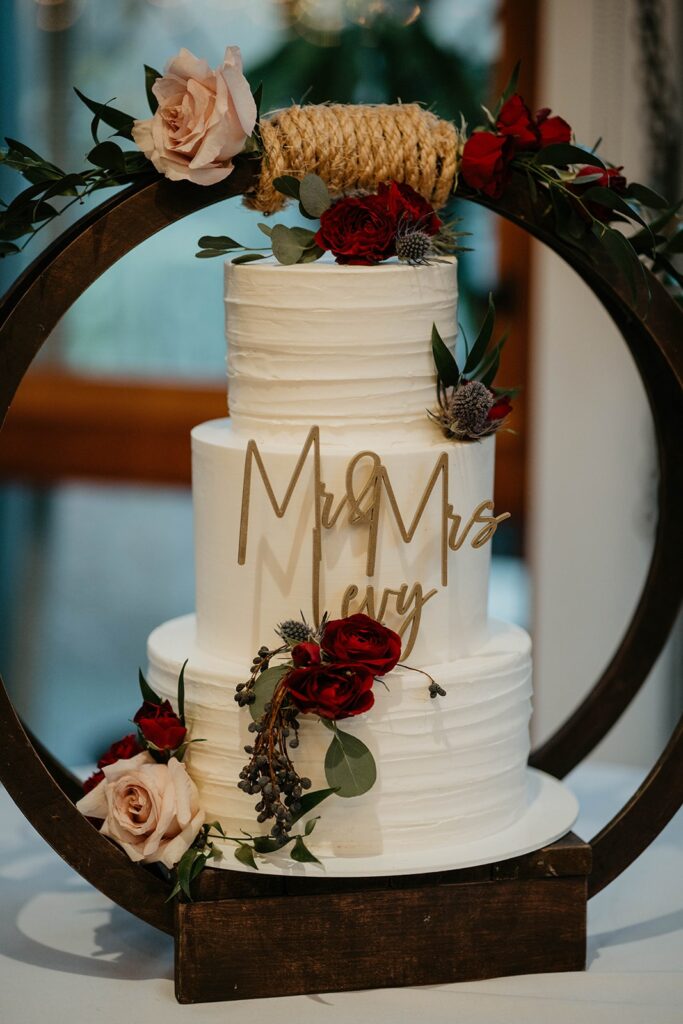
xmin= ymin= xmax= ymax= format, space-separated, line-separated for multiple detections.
xmin=0 ymin=159 xmax=682 ymax=1001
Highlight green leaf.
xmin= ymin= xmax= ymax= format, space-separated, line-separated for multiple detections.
xmin=624 ymin=182 xmax=669 ymax=210
xmin=177 ymin=659 xmax=187 ymax=726
xmin=257 ymin=222 xmax=273 ymax=238
xmin=232 ymin=252 xmax=267 ymax=265
xmin=252 ymin=82 xmax=263 ymax=123
xmin=176 ymin=847 xmax=199 ymax=900
xmin=463 ymin=293 xmax=495 ymax=376
xmin=138 ymin=667 xmax=161 ymax=705
xmin=500 ymin=59 xmax=521 ymax=106
xmin=250 ymin=664 xmax=289 ymax=721
xmin=74 ymin=88 xmax=135 ymax=140
xmin=144 ymin=65 xmax=161 ymax=115
xmin=272 ymin=174 xmax=301 ymax=200
xmin=0 ymin=241 xmax=20 ymax=256
xmin=87 ymin=141 xmax=126 ymax=174
xmin=299 ymin=173 xmax=331 ymax=218
xmin=197 ymin=234 xmax=242 ymax=249
xmin=534 ymin=143 xmax=606 ymax=170
xmin=592 ymin=222 xmax=644 ymax=301
xmin=304 ymin=816 xmax=319 ymax=836
xmin=298 ymin=243 xmax=325 ymax=264
xmin=431 ymin=323 xmax=460 ymax=388
xmin=324 ymin=724 xmax=377 ymax=798
xmin=579 ymin=186 xmax=650 ymax=231
xmin=251 ymin=835 xmax=284 ymax=854
xmin=234 ymin=843 xmax=259 ymax=870
xmin=195 ymin=249 xmax=229 ymax=259
xmin=289 ymin=226 xmax=317 ymax=246
xmin=290 ymin=787 xmax=338 ymax=824
xmin=271 ymin=223 xmax=305 ymax=265
xmin=290 ymin=836 xmax=322 ymax=865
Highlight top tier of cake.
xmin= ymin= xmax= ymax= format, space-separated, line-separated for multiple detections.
xmin=225 ymin=255 xmax=458 ymax=444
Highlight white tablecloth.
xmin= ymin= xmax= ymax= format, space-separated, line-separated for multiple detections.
xmin=1 ymin=762 xmax=681 ymax=1023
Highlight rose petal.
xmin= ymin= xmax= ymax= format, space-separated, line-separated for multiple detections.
xmin=150 ymin=808 xmax=205 ymax=870
xmin=76 ymin=780 xmax=108 ymax=819
xmin=220 ymin=45 xmax=256 ymax=137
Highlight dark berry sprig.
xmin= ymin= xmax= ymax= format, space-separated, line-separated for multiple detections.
xmin=234 ymin=643 xmax=288 ymax=708
xmin=238 ymin=681 xmax=311 ymax=844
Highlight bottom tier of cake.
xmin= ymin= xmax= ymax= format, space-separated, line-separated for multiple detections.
xmin=147 ymin=615 xmax=532 ymax=860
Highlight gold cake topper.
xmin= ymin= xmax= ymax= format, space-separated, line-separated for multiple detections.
xmin=238 ymin=426 xmax=509 ymax=658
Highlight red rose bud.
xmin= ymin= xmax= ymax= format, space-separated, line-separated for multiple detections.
xmin=535 ymin=107 xmax=572 ymax=146
xmin=97 ymin=732 xmax=142 ymax=769
xmin=574 ymin=164 xmax=627 ymax=192
xmin=377 ymin=180 xmax=441 ymax=235
xmin=133 ymin=699 xmax=187 ymax=751
xmin=283 ymin=662 xmax=375 ymax=720
xmin=83 ymin=769 xmax=105 ymax=794
xmin=487 ymin=395 xmax=513 ymax=421
xmin=291 ymin=642 xmax=321 ymax=667
xmin=496 ymin=94 xmax=540 ymax=151
xmin=460 ymin=131 xmax=513 ymax=198
xmin=314 ymin=193 xmax=397 ymax=265
xmin=321 ymin=613 xmax=401 ymax=676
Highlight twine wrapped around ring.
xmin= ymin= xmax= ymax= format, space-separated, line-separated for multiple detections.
xmin=244 ymin=103 xmax=463 ymax=214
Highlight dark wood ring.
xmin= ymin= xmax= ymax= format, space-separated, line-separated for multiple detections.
xmin=0 ymin=160 xmax=681 ymax=920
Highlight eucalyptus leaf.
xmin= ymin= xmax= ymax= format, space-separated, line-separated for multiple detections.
xmin=289 ymin=225 xmax=317 ymax=246
xmin=87 ymin=141 xmax=126 ymax=174
xmin=624 ymin=182 xmax=669 ymax=210
xmin=232 ymin=252 xmax=267 ymax=265
xmin=324 ymin=725 xmax=377 ymax=798
xmin=298 ymin=201 xmax=320 ymax=221
xmin=257 ymin=222 xmax=273 ymax=238
xmin=197 ymin=234 xmax=242 ymax=249
xmin=271 ymin=223 xmax=304 ymax=265
xmin=138 ymin=667 xmax=162 ymax=705
xmin=298 ymin=243 xmax=326 ymax=264
xmin=463 ymin=293 xmax=495 ymax=376
xmin=272 ymin=174 xmax=302 ymax=200
xmin=431 ymin=323 xmax=460 ymax=388
xmin=290 ymin=787 xmax=337 ymax=824
xmin=177 ymin=659 xmax=187 ymax=725
xmin=250 ymin=664 xmax=289 ymax=721
xmin=534 ymin=143 xmax=606 ymax=170
xmin=299 ymin=173 xmax=331 ymax=218
xmin=290 ymin=836 xmax=322 ymax=865
xmin=234 ymin=843 xmax=259 ymax=870
xmin=74 ymin=88 xmax=135 ymax=140
xmin=144 ymin=65 xmax=161 ymax=115
xmin=194 ymin=249 xmax=229 ymax=259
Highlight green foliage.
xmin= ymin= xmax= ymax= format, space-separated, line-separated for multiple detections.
xmin=138 ymin=667 xmax=161 ymax=705
xmin=323 ymin=722 xmax=377 ymax=798
xmin=249 ymin=664 xmax=289 ymax=721
xmin=144 ymin=65 xmax=161 ymax=115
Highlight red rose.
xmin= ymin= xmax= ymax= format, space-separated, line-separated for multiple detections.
xmin=377 ymin=180 xmax=441 ymax=235
xmin=496 ymin=94 xmax=539 ymax=151
xmin=535 ymin=107 xmax=572 ymax=146
xmin=82 ymin=732 xmax=143 ymax=793
xmin=322 ymin=613 xmax=401 ymax=676
xmin=291 ymin=642 xmax=321 ymax=667
xmin=314 ymin=193 xmax=397 ymax=265
xmin=133 ymin=699 xmax=187 ymax=751
xmin=460 ymin=131 xmax=513 ymax=198
xmin=283 ymin=662 xmax=375 ymax=720
xmin=487 ymin=394 xmax=513 ymax=421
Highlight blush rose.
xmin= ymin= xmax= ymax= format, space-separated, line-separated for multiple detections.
xmin=132 ymin=45 xmax=256 ymax=186
xmin=77 ymin=752 xmax=204 ymax=869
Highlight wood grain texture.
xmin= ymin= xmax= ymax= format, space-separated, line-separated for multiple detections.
xmin=175 ymin=876 xmax=587 ymax=1003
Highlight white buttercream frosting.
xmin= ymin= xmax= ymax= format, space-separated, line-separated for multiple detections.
xmin=225 ymin=256 xmax=458 ymax=443
xmin=148 ymin=615 xmax=532 ymax=857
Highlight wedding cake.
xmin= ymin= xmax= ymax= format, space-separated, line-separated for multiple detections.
xmin=145 ymin=254 xmax=532 ymax=863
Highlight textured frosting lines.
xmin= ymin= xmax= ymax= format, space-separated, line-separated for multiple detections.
xmin=225 ymin=258 xmax=458 ymax=442
xmin=147 ymin=616 xmax=532 ymax=857
xmin=192 ymin=423 xmax=495 ymax=666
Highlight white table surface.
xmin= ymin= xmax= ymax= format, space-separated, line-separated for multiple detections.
xmin=1 ymin=762 xmax=681 ymax=1023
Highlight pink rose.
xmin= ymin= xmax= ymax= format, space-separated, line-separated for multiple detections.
xmin=76 ymin=752 xmax=204 ymax=869
xmin=132 ymin=46 xmax=256 ymax=186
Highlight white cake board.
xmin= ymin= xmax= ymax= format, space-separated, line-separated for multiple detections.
xmin=210 ymin=768 xmax=579 ymax=878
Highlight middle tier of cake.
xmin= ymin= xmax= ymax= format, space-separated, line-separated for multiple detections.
xmin=148 ymin=614 xmax=532 ymax=859
xmin=193 ymin=420 xmax=504 ymax=667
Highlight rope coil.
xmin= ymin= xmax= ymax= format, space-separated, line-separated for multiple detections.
xmin=244 ymin=103 xmax=463 ymax=214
